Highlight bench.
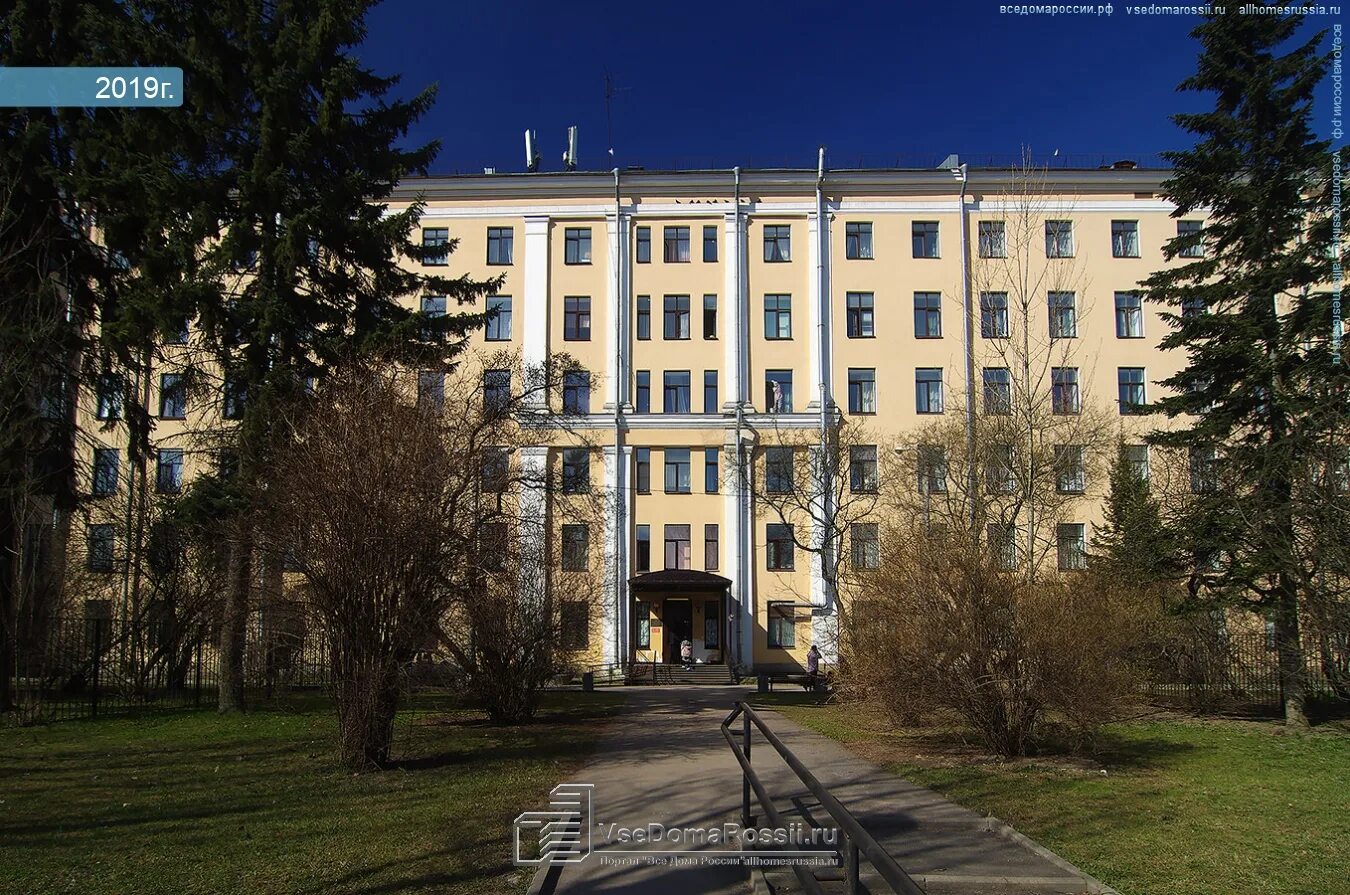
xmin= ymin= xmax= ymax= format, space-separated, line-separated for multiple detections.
xmin=758 ymin=671 xmax=830 ymax=693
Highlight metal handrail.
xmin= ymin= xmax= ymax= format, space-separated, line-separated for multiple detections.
xmin=721 ymin=701 xmax=925 ymax=895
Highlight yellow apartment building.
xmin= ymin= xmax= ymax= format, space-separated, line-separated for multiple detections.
xmin=71 ymin=160 xmax=1206 ymax=675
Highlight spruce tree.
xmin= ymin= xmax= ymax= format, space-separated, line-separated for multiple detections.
xmin=1090 ymin=443 xmax=1181 ymax=595
xmin=1142 ymin=11 xmax=1345 ymax=725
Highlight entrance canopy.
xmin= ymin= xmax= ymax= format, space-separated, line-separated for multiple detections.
xmin=629 ymin=569 xmax=731 ymax=594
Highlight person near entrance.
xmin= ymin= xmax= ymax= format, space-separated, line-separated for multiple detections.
xmin=680 ymin=638 xmax=693 ymax=670
xmin=805 ymin=644 xmax=821 ymax=691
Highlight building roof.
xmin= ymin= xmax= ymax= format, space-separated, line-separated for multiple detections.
xmin=628 ymin=569 xmax=732 ymax=593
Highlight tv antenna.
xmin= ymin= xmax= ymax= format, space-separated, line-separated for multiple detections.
xmin=604 ymin=73 xmax=632 ymax=161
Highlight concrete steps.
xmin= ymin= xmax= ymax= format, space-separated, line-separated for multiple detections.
xmin=626 ymin=663 xmax=737 ymax=685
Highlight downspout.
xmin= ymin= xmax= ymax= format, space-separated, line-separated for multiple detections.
xmin=958 ymin=163 xmax=977 ymax=532
xmin=815 ymin=147 xmax=831 ymax=607
xmin=732 ymin=165 xmax=745 ymax=672
xmin=612 ymin=167 xmax=624 ymax=671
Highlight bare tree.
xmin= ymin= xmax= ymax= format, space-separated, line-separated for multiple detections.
xmin=271 ymin=351 xmax=602 ymax=767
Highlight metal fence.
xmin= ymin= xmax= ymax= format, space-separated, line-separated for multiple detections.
xmin=5 ymin=612 xmax=331 ymax=725
xmin=1144 ymin=628 xmax=1350 ymax=715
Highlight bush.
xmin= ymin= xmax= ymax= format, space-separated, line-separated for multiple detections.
xmin=845 ymin=527 xmax=1152 ymax=756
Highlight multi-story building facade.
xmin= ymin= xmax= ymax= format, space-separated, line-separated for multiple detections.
xmin=71 ymin=162 xmax=1207 ymax=674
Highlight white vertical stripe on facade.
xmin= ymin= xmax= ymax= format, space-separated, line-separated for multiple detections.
xmin=722 ymin=210 xmax=747 ymax=406
xmin=604 ymin=212 xmax=629 ymax=409
xmin=522 ymin=215 xmax=550 ymax=403
xmin=518 ymin=445 xmax=550 ymax=606
xmin=601 ymin=444 xmax=630 ymax=666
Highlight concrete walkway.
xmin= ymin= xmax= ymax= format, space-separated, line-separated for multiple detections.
xmin=539 ymin=686 xmax=1111 ymax=895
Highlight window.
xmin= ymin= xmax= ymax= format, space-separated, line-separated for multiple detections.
xmin=845 ymin=222 xmax=873 ymax=259
xmin=703 ymin=225 xmax=718 ymax=263
xmin=914 ymin=292 xmax=942 ymax=338
xmin=223 ymin=376 xmax=247 ymax=420
xmin=983 ymin=367 xmax=1012 ymax=415
xmin=563 ymin=296 xmax=591 ymax=341
xmin=847 ymin=368 xmax=876 ymax=414
xmin=663 ymin=295 xmax=691 ymax=339
xmin=1112 ymin=220 xmax=1140 ymax=258
xmin=636 ymin=226 xmax=651 ymax=263
xmin=766 ymin=527 xmax=795 ymax=572
xmin=562 ymin=371 xmax=591 ymax=414
xmin=1177 ymin=220 xmax=1204 ymax=258
xmin=704 ymin=598 xmax=721 ymax=646
xmin=703 ymin=370 xmax=719 ymax=413
xmin=1118 ymin=367 xmax=1146 ymax=415
xmin=95 ymin=374 xmax=123 ymax=421
xmin=980 ymin=292 xmax=1010 ymax=338
xmin=663 ymin=371 xmax=691 ymax=413
xmin=561 ymin=449 xmax=590 ymax=494
xmin=703 ymin=294 xmax=717 ymax=340
xmin=850 ymin=445 xmax=878 ymax=493
xmin=564 ymin=227 xmax=591 ymax=264
xmin=851 ymin=523 xmax=879 ymax=570
xmin=664 ymin=449 xmax=692 ymax=494
xmin=1055 ymin=445 xmax=1086 ymax=493
xmin=1190 ymin=446 xmax=1218 ymax=493
xmin=978 ymin=220 xmax=1007 ymax=258
xmin=917 ymin=444 xmax=948 ymax=494
xmin=421 ymin=294 xmax=447 ymax=337
xmin=487 ymin=227 xmax=513 ymax=264
xmin=1124 ymin=444 xmax=1150 ymax=481
xmin=663 ymin=226 xmax=690 ymax=263
xmin=1048 ymin=292 xmax=1077 ymax=338
xmin=705 ymin=448 xmax=720 ymax=493
xmin=562 ymin=524 xmax=589 ymax=571
xmin=155 ymin=448 xmax=183 ymax=494
xmin=158 ymin=373 xmax=186 ymax=419
xmin=1057 ymin=523 xmax=1087 ymax=571
xmin=636 ymin=525 xmax=651 ymax=572
xmin=218 ymin=449 xmax=239 ymax=480
xmin=635 ymin=599 xmax=651 ymax=647
xmin=417 ymin=371 xmax=444 ymax=411
xmin=485 ymin=296 xmax=512 ymax=341
xmin=422 ymin=227 xmax=448 ymax=265
xmin=166 ymin=319 xmax=189 ymax=345
xmin=846 ymin=292 xmax=874 ymax=338
xmin=765 ymin=370 xmax=793 ymax=413
xmin=636 ymin=295 xmax=651 ymax=340
xmin=88 ymin=524 xmax=115 ymax=572
xmin=1115 ymin=292 xmax=1143 ymax=338
xmin=986 ymin=444 xmax=1016 ymax=494
xmin=764 ymin=294 xmax=792 ymax=339
xmin=1045 ymin=220 xmax=1074 ymax=258
xmin=481 ymin=448 xmax=509 ymax=492
xmin=664 ymin=524 xmax=691 ymax=570
xmin=912 ymin=221 xmax=939 ymax=258
xmin=39 ymin=377 xmax=68 ymax=421
xmin=560 ymin=601 xmax=589 ymax=649
xmin=635 ymin=370 xmax=651 ymax=413
xmin=765 ymin=447 xmax=794 ymax=493
xmin=635 ymin=447 xmax=651 ymax=493
xmin=92 ymin=448 xmax=119 ymax=497
xmin=988 ymin=523 xmax=1018 ymax=570
xmin=1181 ymin=297 xmax=1207 ymax=319
xmin=767 ymin=600 xmax=796 ymax=647
xmin=704 ymin=524 xmax=719 ymax=571
xmin=484 ymin=369 xmax=511 ymax=413
xmin=763 ymin=225 xmax=791 ymax=262
xmin=915 ymin=368 xmax=943 ymax=414
xmin=1051 ymin=368 xmax=1080 ymax=415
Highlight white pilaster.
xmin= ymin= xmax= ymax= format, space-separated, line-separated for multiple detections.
xmin=805 ymin=211 xmax=832 ymax=411
xmin=724 ymin=428 xmax=757 ymax=671
xmin=518 ymin=445 xmax=550 ymax=604
xmin=601 ymin=445 xmax=631 ymax=666
xmin=522 ymin=215 xmax=550 ymax=405
xmin=722 ymin=211 xmax=748 ymax=409
xmin=604 ymin=213 xmax=630 ymax=410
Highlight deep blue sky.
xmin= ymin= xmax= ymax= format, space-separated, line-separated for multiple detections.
xmin=358 ymin=2 xmax=1340 ymax=175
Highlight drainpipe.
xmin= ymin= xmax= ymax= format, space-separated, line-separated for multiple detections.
xmin=732 ymin=165 xmax=745 ymax=672
xmin=957 ymin=163 xmax=977 ymax=531
xmin=612 ymin=166 xmax=624 ymax=671
xmin=814 ymin=147 xmax=832 ymax=608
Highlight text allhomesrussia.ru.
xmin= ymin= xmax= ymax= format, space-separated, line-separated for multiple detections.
xmin=597 ymin=821 xmax=838 ymax=847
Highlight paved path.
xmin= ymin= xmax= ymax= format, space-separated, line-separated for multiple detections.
xmin=541 ymin=686 xmax=1111 ymax=895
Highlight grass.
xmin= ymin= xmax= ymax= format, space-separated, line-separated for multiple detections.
xmin=756 ymin=693 xmax=1350 ymax=895
xmin=0 ymin=689 xmax=624 ymax=895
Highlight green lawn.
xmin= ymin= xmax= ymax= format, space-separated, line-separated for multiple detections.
xmin=760 ymin=696 xmax=1350 ymax=895
xmin=0 ymin=690 xmax=622 ymax=895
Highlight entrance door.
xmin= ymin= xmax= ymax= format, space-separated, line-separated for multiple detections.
xmin=663 ymin=599 xmax=692 ymax=663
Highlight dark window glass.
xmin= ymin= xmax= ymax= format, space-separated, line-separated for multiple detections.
xmin=849 ymin=445 xmax=878 ymax=493
xmin=563 ymin=296 xmax=591 ymax=341
xmin=1111 ymin=220 xmax=1140 ymax=258
xmin=915 ymin=368 xmax=943 ymax=414
xmin=983 ymin=368 xmax=1011 ymax=415
xmin=156 ymin=448 xmax=183 ymax=494
xmin=664 ymin=449 xmax=692 ymax=494
xmin=703 ymin=294 xmax=717 ymax=339
xmin=422 ymin=227 xmax=449 ymax=265
xmin=635 ymin=370 xmax=651 ymax=413
xmin=560 ymin=601 xmax=589 ymax=649
xmin=158 ymin=373 xmax=186 ymax=419
xmin=768 ymin=600 xmax=796 ymax=645
xmin=765 ymin=447 xmax=794 ymax=493
xmin=763 ymin=225 xmax=791 ymax=262
xmin=846 ymin=292 xmax=874 ymax=338
xmin=663 ymin=226 xmax=690 ymax=263
xmin=636 ymin=526 xmax=651 ymax=573
xmin=1045 ymin=220 xmax=1074 ymax=258
xmin=766 ymin=528 xmax=794 ymax=572
xmin=980 ymin=292 xmax=1009 ymax=338
xmin=563 ymin=370 xmax=591 ymax=414
xmin=912 ymin=221 xmax=939 ymax=258
xmin=847 ymin=368 xmax=876 ymax=414
xmin=914 ymin=292 xmax=942 ymax=338
xmin=484 ymin=369 xmax=511 ymax=414
xmin=485 ymin=296 xmax=512 ymax=341
xmin=88 ymin=524 xmax=115 ymax=572
xmin=1048 ymin=292 xmax=1077 ymax=338
xmin=636 ymin=295 xmax=651 ymax=340
xmin=705 ymin=448 xmax=720 ymax=494
xmin=663 ymin=371 xmax=691 ymax=413
xmin=1118 ymin=367 xmax=1146 ymax=415
xmin=1052 ymin=368 xmax=1080 ymax=415
xmin=978 ymin=220 xmax=1006 ymax=258
xmin=764 ymin=295 xmax=792 ymax=339
xmin=703 ymin=225 xmax=718 ymax=262
xmin=95 ymin=374 xmax=123 ymax=420
xmin=487 ymin=227 xmax=514 ymax=264
xmin=562 ymin=524 xmax=589 ymax=571
xmin=664 ymin=524 xmax=691 ymax=570
xmin=636 ymin=226 xmax=651 ymax=263
xmin=845 ymin=222 xmax=873 ymax=259
xmin=417 ymin=371 xmax=444 ymax=411
xmin=564 ymin=227 xmax=592 ymax=264
xmin=705 ymin=524 xmax=719 ymax=571
xmin=1177 ymin=220 xmax=1204 ymax=258
xmin=765 ymin=370 xmax=793 ymax=413
xmin=703 ymin=370 xmax=719 ymax=414
xmin=92 ymin=448 xmax=119 ymax=497
xmin=635 ymin=447 xmax=651 ymax=493
xmin=663 ymin=295 xmax=690 ymax=339
xmin=561 ymin=448 xmax=590 ymax=494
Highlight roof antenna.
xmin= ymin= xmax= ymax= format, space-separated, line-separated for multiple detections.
xmin=525 ymin=129 xmax=540 ymax=173
xmin=562 ymin=126 xmax=578 ymax=171
xmin=604 ymin=73 xmax=631 ymax=162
